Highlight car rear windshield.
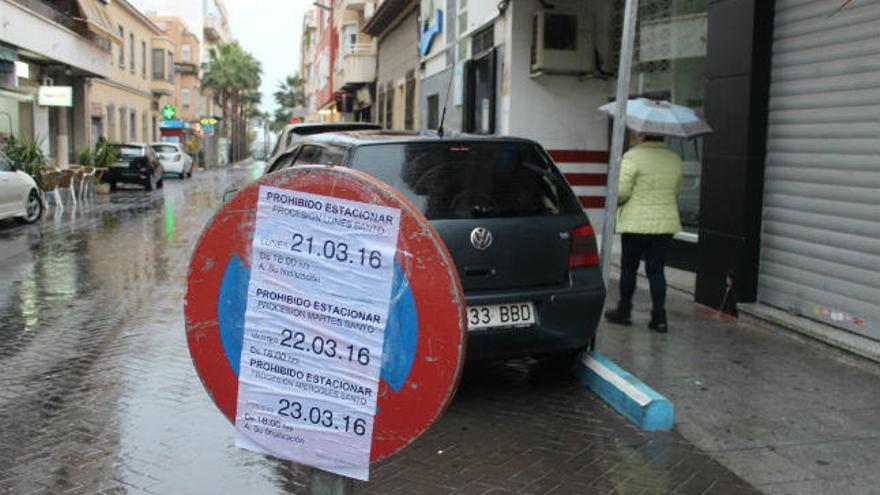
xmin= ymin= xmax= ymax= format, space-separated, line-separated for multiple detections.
xmin=114 ymin=145 xmax=144 ymax=158
xmin=151 ymin=144 xmax=177 ymax=153
xmin=349 ymin=142 xmax=581 ymax=220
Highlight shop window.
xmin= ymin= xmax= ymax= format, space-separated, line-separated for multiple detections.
xmin=613 ymin=0 xmax=709 ymax=233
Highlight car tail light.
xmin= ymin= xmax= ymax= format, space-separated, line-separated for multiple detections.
xmin=569 ymin=224 xmax=600 ymax=268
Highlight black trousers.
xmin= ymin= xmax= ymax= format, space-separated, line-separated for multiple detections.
xmin=618 ymin=233 xmax=673 ymax=313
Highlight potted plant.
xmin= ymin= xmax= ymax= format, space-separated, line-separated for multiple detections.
xmin=1 ymin=136 xmax=48 ymax=190
xmin=92 ymin=138 xmax=117 ymax=194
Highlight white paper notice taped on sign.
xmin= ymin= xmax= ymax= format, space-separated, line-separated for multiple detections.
xmin=235 ymin=185 xmax=401 ymax=480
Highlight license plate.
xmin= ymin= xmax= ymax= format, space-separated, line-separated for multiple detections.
xmin=110 ymin=161 xmax=130 ymax=168
xmin=467 ymin=302 xmax=536 ymax=331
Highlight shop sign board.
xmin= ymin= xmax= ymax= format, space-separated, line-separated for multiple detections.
xmin=185 ymin=166 xmax=466 ymax=481
xmin=38 ymin=86 xmax=72 ymax=107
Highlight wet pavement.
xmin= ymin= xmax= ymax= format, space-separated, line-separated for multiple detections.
xmin=0 ymin=166 xmax=758 ymax=494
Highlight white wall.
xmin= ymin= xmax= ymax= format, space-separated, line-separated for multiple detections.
xmin=504 ymin=0 xmax=613 ymax=152
xmin=0 ymin=0 xmax=111 ymax=78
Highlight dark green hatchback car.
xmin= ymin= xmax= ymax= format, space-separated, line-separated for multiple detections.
xmin=265 ymin=130 xmax=606 ymax=361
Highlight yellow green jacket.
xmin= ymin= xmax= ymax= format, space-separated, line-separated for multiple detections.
xmin=616 ymin=142 xmax=683 ymax=234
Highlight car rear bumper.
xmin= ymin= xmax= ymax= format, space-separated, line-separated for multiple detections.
xmin=103 ymin=167 xmax=150 ymax=185
xmin=161 ymin=160 xmax=185 ymax=174
xmin=463 ymin=283 xmax=606 ymax=361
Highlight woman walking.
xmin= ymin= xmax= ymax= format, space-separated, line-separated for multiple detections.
xmin=604 ymin=134 xmax=683 ymax=333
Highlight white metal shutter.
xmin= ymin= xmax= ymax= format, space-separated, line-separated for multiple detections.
xmin=758 ymin=0 xmax=880 ymax=340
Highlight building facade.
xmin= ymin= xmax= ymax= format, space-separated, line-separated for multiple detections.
xmin=129 ymin=0 xmax=232 ymax=165
xmin=364 ymin=0 xmax=420 ymax=130
xmin=333 ymin=0 xmax=378 ymax=122
xmin=86 ymin=0 xmax=172 ymax=148
xmin=315 ymin=0 xmax=339 ymax=121
xmin=0 ymin=0 xmax=114 ymax=166
xmin=151 ymin=17 xmax=200 ymax=124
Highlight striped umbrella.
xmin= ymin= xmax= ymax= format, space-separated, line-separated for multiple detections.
xmin=599 ymin=98 xmax=713 ymax=139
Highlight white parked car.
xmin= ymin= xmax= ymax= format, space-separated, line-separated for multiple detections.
xmin=151 ymin=142 xmax=193 ymax=179
xmin=0 ymin=150 xmax=43 ymax=224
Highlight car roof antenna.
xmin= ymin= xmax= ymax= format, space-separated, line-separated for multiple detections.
xmin=437 ymin=64 xmax=455 ymax=138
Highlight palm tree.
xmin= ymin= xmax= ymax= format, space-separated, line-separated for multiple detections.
xmin=202 ymin=42 xmax=262 ymax=162
xmin=271 ymin=74 xmax=307 ymax=131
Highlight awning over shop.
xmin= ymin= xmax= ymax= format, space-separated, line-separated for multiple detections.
xmin=75 ymin=0 xmax=121 ymax=42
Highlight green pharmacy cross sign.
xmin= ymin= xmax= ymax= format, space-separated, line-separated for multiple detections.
xmin=162 ymin=104 xmax=176 ymax=120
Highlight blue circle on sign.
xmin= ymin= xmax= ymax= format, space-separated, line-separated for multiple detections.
xmin=217 ymin=256 xmax=418 ymax=393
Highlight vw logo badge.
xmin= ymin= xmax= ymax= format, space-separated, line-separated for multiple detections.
xmin=470 ymin=227 xmax=493 ymax=251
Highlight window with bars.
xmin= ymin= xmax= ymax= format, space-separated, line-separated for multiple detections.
xmin=471 ymin=26 xmax=494 ymax=56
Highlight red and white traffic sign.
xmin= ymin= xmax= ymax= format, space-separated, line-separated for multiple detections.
xmin=184 ymin=166 xmax=466 ymax=479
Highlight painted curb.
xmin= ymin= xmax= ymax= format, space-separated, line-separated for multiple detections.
xmin=574 ymin=351 xmax=674 ymax=431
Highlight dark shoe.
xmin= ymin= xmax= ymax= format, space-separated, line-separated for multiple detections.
xmin=605 ymin=304 xmax=632 ymax=326
xmin=648 ymin=310 xmax=668 ymax=333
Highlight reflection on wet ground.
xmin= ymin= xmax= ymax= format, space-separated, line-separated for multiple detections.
xmin=0 ymin=167 xmax=756 ymax=494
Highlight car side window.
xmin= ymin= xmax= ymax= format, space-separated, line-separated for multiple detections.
xmin=293 ymin=145 xmax=326 ymax=166
xmin=0 ymin=152 xmax=13 ymax=172
xmin=320 ymin=148 xmax=344 ymax=166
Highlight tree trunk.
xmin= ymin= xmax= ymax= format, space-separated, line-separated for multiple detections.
xmin=231 ymin=90 xmax=240 ymax=162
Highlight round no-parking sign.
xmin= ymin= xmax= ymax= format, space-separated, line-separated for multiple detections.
xmin=184 ymin=166 xmax=466 ymax=480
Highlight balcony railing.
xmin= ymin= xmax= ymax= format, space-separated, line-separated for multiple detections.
xmin=333 ymin=43 xmax=376 ymax=91
xmin=336 ymin=0 xmax=370 ymax=11
xmin=12 ymin=0 xmax=88 ymax=37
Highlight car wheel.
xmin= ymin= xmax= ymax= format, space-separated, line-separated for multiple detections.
xmin=19 ymin=190 xmax=43 ymax=224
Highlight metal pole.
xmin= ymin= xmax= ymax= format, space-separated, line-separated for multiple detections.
xmin=597 ymin=0 xmax=639 ymax=345
xmin=309 ymin=470 xmax=353 ymax=495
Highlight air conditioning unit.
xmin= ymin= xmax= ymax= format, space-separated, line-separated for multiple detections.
xmin=530 ymin=9 xmax=595 ymax=76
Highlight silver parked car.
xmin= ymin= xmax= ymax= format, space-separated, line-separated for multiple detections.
xmin=151 ymin=142 xmax=193 ymax=179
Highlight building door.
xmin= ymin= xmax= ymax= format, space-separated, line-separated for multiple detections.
xmin=90 ymin=117 xmax=103 ymax=149
xmin=463 ymin=27 xmax=496 ymax=135
xmin=757 ymin=0 xmax=880 ymax=340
